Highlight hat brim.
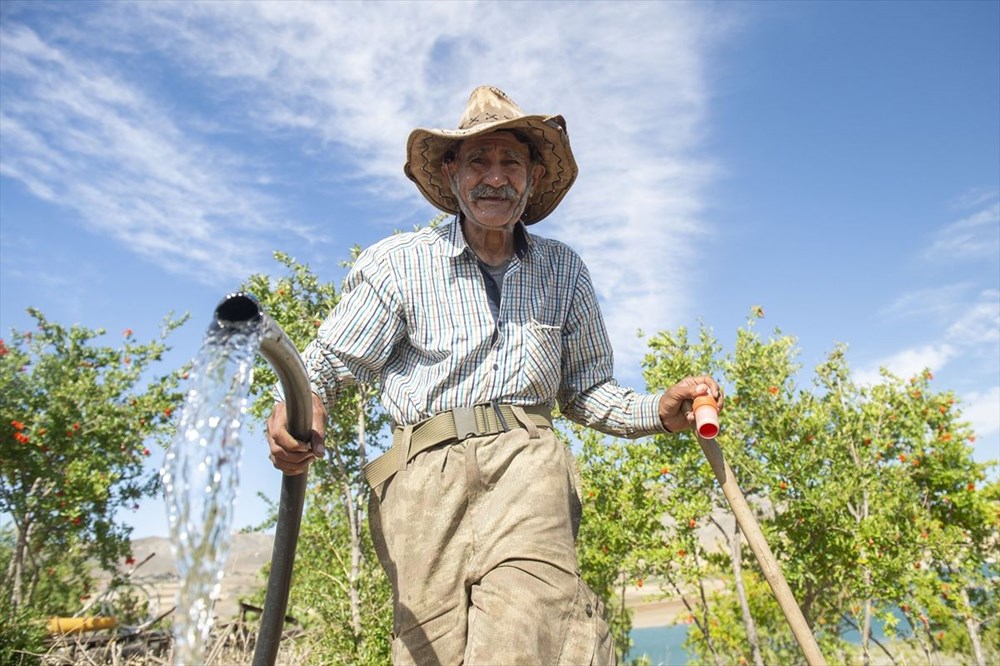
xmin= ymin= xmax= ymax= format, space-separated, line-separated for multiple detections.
xmin=404 ymin=114 xmax=577 ymax=225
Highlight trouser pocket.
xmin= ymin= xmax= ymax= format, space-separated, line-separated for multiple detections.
xmin=557 ymin=576 xmax=616 ymax=666
xmin=390 ymin=598 xmax=464 ymax=666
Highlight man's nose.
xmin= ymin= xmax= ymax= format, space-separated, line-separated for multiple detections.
xmin=482 ymin=161 xmax=507 ymax=185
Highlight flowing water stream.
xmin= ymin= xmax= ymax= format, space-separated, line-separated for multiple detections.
xmin=161 ymin=318 xmax=262 ymax=665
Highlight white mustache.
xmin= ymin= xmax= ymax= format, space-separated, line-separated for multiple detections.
xmin=470 ymin=184 xmax=517 ymax=201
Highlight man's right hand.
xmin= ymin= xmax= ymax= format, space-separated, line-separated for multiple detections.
xmin=266 ymin=393 xmax=328 ymax=476
xmin=658 ymin=375 xmax=724 ymax=434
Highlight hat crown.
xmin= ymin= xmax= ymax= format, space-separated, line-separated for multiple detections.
xmin=457 ymin=86 xmax=525 ymax=130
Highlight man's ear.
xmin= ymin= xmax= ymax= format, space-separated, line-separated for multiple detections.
xmin=530 ymin=163 xmax=546 ymax=190
xmin=441 ymin=160 xmax=455 ymax=181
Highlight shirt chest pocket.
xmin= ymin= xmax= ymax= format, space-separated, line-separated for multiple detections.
xmin=522 ymin=318 xmax=563 ymax=398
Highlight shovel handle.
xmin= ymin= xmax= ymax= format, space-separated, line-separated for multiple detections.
xmin=697 ymin=434 xmax=825 ymax=666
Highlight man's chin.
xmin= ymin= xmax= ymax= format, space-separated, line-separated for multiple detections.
xmin=470 ymin=205 xmax=515 ymax=225
xmin=464 ymin=213 xmax=517 ymax=232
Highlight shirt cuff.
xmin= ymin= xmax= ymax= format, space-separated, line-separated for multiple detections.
xmin=635 ymin=392 xmax=668 ymax=435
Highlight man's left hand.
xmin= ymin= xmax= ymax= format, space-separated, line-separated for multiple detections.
xmin=658 ymin=376 xmax=724 ymax=434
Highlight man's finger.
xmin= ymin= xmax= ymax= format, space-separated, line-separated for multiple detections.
xmin=270 ymin=428 xmax=313 ymax=453
xmin=269 ymin=454 xmax=310 ymax=476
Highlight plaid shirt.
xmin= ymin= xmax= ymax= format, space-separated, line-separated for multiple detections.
xmin=303 ymin=220 xmax=665 ymax=437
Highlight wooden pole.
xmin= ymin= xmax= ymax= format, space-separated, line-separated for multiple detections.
xmin=697 ymin=434 xmax=826 ymax=666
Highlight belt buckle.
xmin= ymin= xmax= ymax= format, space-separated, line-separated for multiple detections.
xmin=452 ymin=407 xmax=480 ymax=441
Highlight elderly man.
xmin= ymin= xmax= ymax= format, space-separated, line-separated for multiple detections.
xmin=267 ymin=86 xmax=723 ymax=665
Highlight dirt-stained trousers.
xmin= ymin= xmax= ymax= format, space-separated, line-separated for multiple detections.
xmin=369 ymin=423 xmax=616 ymax=665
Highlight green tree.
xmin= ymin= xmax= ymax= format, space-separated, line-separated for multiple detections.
xmin=242 ymin=251 xmax=393 ymax=664
xmin=576 ymin=307 xmax=998 ymax=666
xmin=0 ymin=309 xmax=186 ymax=659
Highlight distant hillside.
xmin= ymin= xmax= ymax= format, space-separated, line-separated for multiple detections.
xmin=103 ymin=532 xmax=275 ymax=622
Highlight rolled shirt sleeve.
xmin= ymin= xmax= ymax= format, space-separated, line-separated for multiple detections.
xmin=301 ymin=244 xmax=406 ymax=413
xmin=557 ymin=261 xmax=667 ymax=438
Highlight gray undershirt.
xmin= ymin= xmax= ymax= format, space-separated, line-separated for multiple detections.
xmin=478 ymin=260 xmax=510 ymax=323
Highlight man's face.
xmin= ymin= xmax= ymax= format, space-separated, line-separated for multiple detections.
xmin=442 ymin=131 xmax=545 ymax=230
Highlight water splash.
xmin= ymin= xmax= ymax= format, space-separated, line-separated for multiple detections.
xmin=161 ymin=319 xmax=261 ymax=665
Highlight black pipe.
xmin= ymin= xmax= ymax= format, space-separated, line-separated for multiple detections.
xmin=214 ymin=292 xmax=313 ymax=666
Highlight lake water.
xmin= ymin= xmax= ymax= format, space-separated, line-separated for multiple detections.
xmin=627 ymin=625 xmax=691 ymax=665
xmin=627 ymin=608 xmax=911 ymax=665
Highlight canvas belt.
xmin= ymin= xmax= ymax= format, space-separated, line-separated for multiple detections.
xmin=363 ymin=402 xmax=553 ymax=489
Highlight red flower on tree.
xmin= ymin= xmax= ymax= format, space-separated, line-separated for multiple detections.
xmin=14 ymin=432 xmax=30 ymax=445
xmin=10 ymin=420 xmax=25 ymax=430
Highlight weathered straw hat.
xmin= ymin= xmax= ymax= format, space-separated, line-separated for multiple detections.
xmin=404 ymin=86 xmax=578 ymax=225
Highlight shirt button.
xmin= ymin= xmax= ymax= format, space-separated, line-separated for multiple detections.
xmin=493 ymin=363 xmax=499 ymax=370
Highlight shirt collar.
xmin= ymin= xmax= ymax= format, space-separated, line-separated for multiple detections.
xmin=444 ymin=216 xmax=535 ymax=260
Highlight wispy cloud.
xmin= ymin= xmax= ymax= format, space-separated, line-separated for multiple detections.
xmin=961 ymin=386 xmax=1000 ymax=439
xmin=952 ymin=187 xmax=999 ymax=211
xmin=881 ymin=283 xmax=976 ymax=320
xmin=853 ymin=315 xmax=999 ymax=449
xmin=0 ymin=0 xmax=734 ymax=375
xmin=856 ymin=192 xmax=999 ymax=448
xmin=924 ymin=197 xmax=1000 ymax=261
xmin=854 ymin=343 xmax=958 ymax=387
xmin=858 ymin=287 xmax=999 ymax=380
xmin=0 ymin=21 xmax=331 ymax=284
xmin=881 ymin=284 xmax=999 ymax=346
xmin=945 ymin=290 xmax=1000 ymax=347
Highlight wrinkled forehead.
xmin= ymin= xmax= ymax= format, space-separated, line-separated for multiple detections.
xmin=456 ymin=131 xmax=533 ymax=159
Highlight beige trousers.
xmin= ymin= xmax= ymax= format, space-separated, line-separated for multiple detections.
xmin=369 ymin=426 xmax=615 ymax=666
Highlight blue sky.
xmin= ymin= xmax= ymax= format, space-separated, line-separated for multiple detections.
xmin=1 ymin=1 xmax=997 ymax=539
